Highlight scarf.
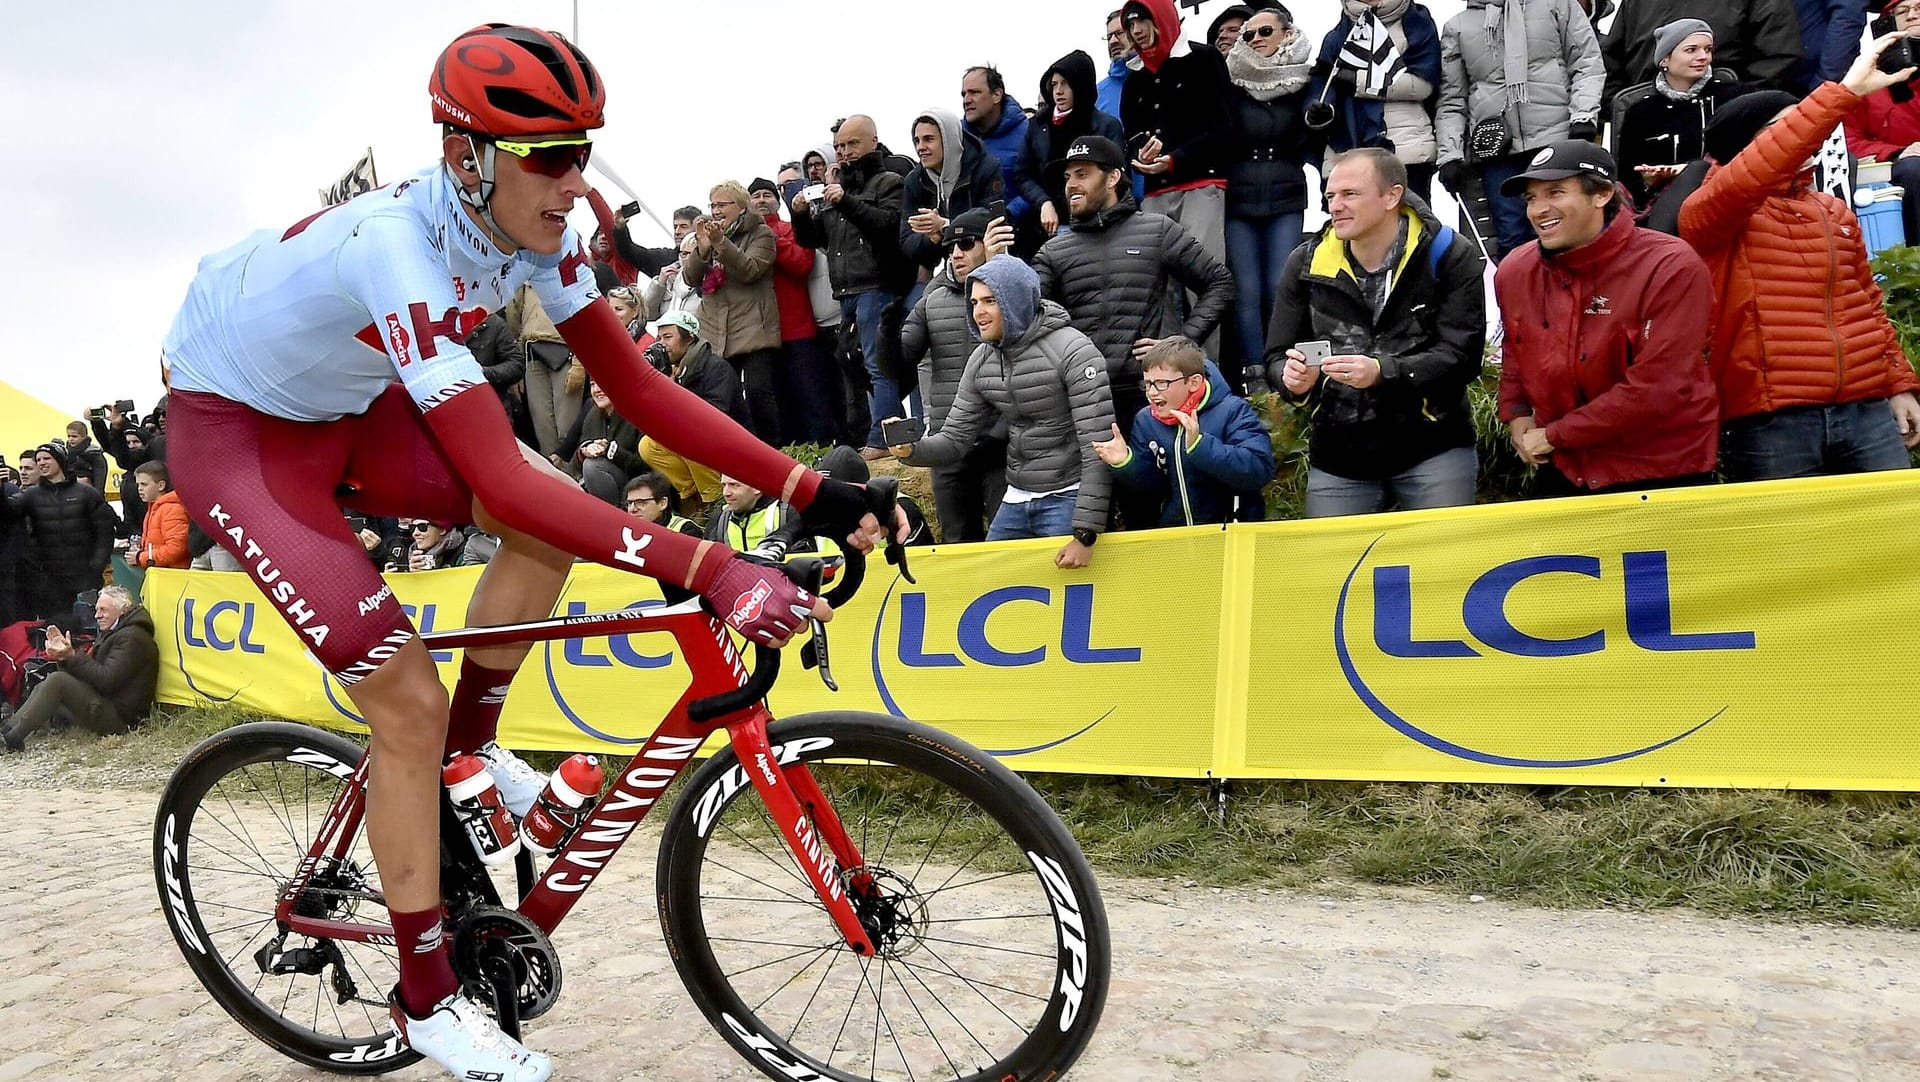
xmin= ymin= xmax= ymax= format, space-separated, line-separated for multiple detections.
xmin=1338 ymin=3 xmax=1409 ymax=98
xmin=1481 ymin=0 xmax=1533 ymax=108
xmin=1150 ymin=378 xmax=1209 ymax=426
xmin=1343 ymin=0 xmax=1411 ymax=23
xmin=1654 ymin=69 xmax=1710 ymax=102
xmin=1226 ymin=31 xmax=1314 ymax=101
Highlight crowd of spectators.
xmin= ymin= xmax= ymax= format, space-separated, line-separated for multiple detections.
xmin=7 ymin=0 xmax=1920 ymax=650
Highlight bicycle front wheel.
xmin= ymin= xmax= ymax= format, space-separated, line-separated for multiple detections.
xmin=153 ymin=721 xmax=419 ymax=1074
xmin=657 ymin=712 xmax=1110 ymax=1082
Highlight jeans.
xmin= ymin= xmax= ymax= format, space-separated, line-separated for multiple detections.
xmin=1305 ymin=446 xmax=1478 ymax=518
xmin=778 ymin=334 xmax=839 ymax=445
xmin=1477 ymin=154 xmax=1537 ymax=259
xmin=1720 ymin=399 xmax=1914 ymax=482
xmin=1225 ymin=211 xmax=1305 ymax=369
xmin=986 ymin=493 xmax=1078 ymax=541
xmin=842 ymin=291 xmax=909 ymax=448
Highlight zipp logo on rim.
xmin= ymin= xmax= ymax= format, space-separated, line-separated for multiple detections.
xmin=723 ymin=1012 xmax=827 ymax=1081
xmin=1029 ymin=851 xmax=1090 ymax=1031
xmin=327 ymin=1034 xmax=405 ymax=1064
xmin=161 ymin=814 xmax=203 ymax=954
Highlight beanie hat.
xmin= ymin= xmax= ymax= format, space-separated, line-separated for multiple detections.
xmin=748 ymin=176 xmax=778 ymax=196
xmin=815 ymin=445 xmax=871 ymax=484
xmin=1653 ymin=18 xmax=1713 ymax=72
xmin=36 ymin=442 xmax=71 ymax=474
xmin=1703 ymin=90 xmax=1799 ymax=164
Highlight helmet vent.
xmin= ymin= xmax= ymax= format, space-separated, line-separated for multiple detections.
xmin=484 ymin=86 xmax=573 ymax=123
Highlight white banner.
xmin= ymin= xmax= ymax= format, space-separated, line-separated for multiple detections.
xmin=320 ymin=148 xmax=378 ymax=207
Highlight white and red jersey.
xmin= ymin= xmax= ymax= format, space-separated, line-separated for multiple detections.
xmin=163 ymin=165 xmax=599 ymax=422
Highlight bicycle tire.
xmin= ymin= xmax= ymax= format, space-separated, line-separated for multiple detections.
xmin=657 ymin=711 xmax=1110 ymax=1082
xmin=153 ymin=720 xmax=421 ymax=1074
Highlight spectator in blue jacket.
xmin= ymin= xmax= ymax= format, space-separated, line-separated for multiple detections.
xmin=962 ymin=66 xmax=1033 ymax=230
xmin=1092 ymin=337 xmax=1274 ymax=525
xmin=1018 ymin=50 xmax=1128 ymax=239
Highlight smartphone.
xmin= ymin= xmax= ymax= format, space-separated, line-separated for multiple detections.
xmin=1296 ymin=339 xmax=1333 ymax=367
xmin=984 ymin=199 xmax=1008 ymax=223
xmin=801 ymin=182 xmax=828 ymax=204
xmin=617 ymin=200 xmax=641 ymax=219
xmin=882 ymin=417 xmax=926 ymax=446
xmin=1879 ymin=36 xmax=1916 ymax=75
xmin=115 ymin=399 xmax=136 ymax=415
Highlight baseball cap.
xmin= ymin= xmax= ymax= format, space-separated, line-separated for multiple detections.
xmin=654 ymin=309 xmax=700 ymax=338
xmin=1046 ymin=135 xmax=1128 ymax=179
xmin=1498 ymin=141 xmax=1618 ymax=197
xmin=940 ymin=206 xmax=995 ymax=247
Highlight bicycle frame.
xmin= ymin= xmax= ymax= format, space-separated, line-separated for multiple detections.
xmin=274 ymin=597 xmax=880 ymax=957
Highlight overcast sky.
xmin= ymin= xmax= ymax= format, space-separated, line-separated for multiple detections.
xmin=5 ymin=0 xmax=1469 ymax=419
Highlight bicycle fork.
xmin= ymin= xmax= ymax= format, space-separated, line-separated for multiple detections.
xmin=727 ymin=716 xmax=879 ymax=958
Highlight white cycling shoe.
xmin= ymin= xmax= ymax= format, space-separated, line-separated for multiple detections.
xmin=391 ymin=990 xmax=553 ymax=1082
xmin=476 ymin=740 xmax=545 ymax=817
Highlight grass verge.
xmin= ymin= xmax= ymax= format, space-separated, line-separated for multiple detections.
xmin=20 ymin=705 xmax=1920 ymax=928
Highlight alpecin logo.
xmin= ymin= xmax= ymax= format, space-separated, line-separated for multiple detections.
xmin=1334 ymin=536 xmax=1757 ymax=768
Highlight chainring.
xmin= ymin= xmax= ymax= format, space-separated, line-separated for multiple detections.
xmin=451 ymin=905 xmax=563 ymax=1020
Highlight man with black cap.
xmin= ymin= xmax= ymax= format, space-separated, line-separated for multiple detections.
xmin=901 ymin=207 xmax=1015 ymax=541
xmin=1494 ymin=140 xmax=1721 ymax=496
xmin=1679 ymin=34 xmax=1920 ymax=481
xmin=3 ymin=442 xmax=117 ymax=620
xmin=1032 ymin=135 xmax=1233 ymax=477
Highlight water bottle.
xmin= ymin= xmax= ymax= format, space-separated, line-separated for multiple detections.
xmin=443 ymin=754 xmax=520 ymax=866
xmin=521 ymin=755 xmax=606 ymax=857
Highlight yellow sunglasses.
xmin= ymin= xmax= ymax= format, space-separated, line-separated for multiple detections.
xmin=491 ymin=136 xmax=593 ymax=178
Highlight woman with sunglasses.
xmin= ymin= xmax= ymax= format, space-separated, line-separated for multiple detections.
xmin=158 ymin=23 xmax=896 ymax=1082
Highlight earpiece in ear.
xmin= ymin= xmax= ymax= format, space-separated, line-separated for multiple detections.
xmin=461 ymin=158 xmax=475 ymax=169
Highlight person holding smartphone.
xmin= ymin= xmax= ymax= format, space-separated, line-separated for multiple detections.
xmin=1265 ymin=147 xmax=1485 ymax=518
xmin=1610 ymin=20 xmax=1743 ymax=208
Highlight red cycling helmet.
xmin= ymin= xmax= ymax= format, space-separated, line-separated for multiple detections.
xmin=430 ymin=24 xmax=604 ymax=136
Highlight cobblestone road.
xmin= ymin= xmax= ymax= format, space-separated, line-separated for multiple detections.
xmin=4 ymin=786 xmax=1920 ymax=1082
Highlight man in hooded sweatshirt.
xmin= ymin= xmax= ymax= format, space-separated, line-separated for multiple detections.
xmin=1017 ymin=50 xmax=1128 ymax=239
xmin=1119 ymin=0 xmax=1236 ymax=304
xmin=900 ymin=108 xmax=1006 ymax=277
xmin=888 ymin=255 xmax=1114 ymax=569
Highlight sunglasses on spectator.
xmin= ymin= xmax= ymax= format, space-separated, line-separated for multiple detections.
xmin=410 ymin=522 xmax=438 ymax=532
xmin=949 ymin=237 xmax=982 ymax=252
xmin=1144 ymin=374 xmax=1200 ymax=392
xmin=490 ymin=136 xmax=593 ymax=178
xmin=609 ymin=286 xmax=637 ymax=303
xmin=1246 ymin=25 xmax=1283 ymax=40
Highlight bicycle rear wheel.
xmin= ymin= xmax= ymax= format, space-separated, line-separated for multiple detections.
xmin=657 ymin=712 xmax=1110 ymax=1082
xmin=153 ymin=721 xmax=420 ymax=1074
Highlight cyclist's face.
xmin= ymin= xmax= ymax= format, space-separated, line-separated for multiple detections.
xmin=450 ymin=131 xmax=590 ymax=257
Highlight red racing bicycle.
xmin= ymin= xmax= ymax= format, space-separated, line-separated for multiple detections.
xmin=152 ymin=480 xmax=1110 ymax=1081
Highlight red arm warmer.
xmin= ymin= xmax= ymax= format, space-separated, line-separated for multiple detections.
xmin=554 ymin=300 xmax=821 ymax=508
xmin=422 ymin=384 xmax=729 ymax=593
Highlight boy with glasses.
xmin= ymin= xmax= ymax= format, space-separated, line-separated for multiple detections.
xmin=1092 ymin=336 xmax=1273 ymax=525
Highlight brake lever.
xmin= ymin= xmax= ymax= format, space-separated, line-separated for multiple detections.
xmin=800 ymin=617 xmax=837 ymax=691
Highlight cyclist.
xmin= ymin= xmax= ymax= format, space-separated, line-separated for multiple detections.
xmin=160 ymin=24 xmax=890 ymax=1082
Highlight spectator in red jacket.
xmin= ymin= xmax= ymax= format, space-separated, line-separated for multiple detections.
xmin=129 ymin=461 xmax=190 ymax=570
xmin=1495 ymin=141 xmax=1721 ymax=495
xmin=1681 ymin=36 xmax=1920 ymax=482
xmin=1844 ymin=1 xmax=1920 ymax=244
xmin=750 ymin=177 xmax=836 ymax=445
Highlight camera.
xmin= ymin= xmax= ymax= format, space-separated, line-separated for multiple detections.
xmin=643 ymin=340 xmax=672 ymax=373
xmin=1880 ymin=36 xmax=1919 ymax=74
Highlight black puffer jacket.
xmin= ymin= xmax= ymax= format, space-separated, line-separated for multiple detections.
xmin=61 ymin=603 xmax=159 ymax=725
xmin=1031 ymin=196 xmax=1235 ymax=394
xmin=1263 ymin=194 xmax=1487 ymax=481
xmin=1118 ymin=0 xmax=1236 ymax=194
xmin=88 ymin=417 xmax=152 ymax=538
xmin=8 ymin=477 xmax=116 ymax=594
xmin=792 ymin=148 xmax=911 ymax=297
xmin=901 ymin=264 xmax=1006 ymax=440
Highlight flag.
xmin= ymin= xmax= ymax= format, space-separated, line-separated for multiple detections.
xmin=1340 ymin=11 xmax=1406 ymax=99
xmin=320 ymin=148 xmax=379 ymax=207
xmin=1591 ymin=0 xmax=1619 ymax=40
xmin=1813 ymin=125 xmax=1852 ymax=207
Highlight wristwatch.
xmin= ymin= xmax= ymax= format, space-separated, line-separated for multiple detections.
xmin=1071 ymin=528 xmax=1098 ymax=547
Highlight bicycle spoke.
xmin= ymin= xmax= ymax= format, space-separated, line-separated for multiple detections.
xmin=746 ymin=941 xmax=837 ymax=1012
xmin=828 ymin=953 xmax=874 ymax=1070
xmin=910 ymin=803 xmax=962 ymax=886
xmin=920 ymin=868 xmax=1027 ymax=901
xmin=894 ymin=946 xmax=998 ymax=1067
xmin=922 ymin=912 xmax=1053 ymax=924
xmin=725 ymin=814 xmax=819 ymax=896
xmin=785 ymin=938 xmax=845 ymax=1043
xmin=912 ymin=935 xmax=1055 ymax=960
xmin=886 ymin=956 xmax=954 ymax=1080
xmin=702 ymin=856 xmax=823 ymax=909
xmin=926 ymin=837 xmax=1002 ymax=896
